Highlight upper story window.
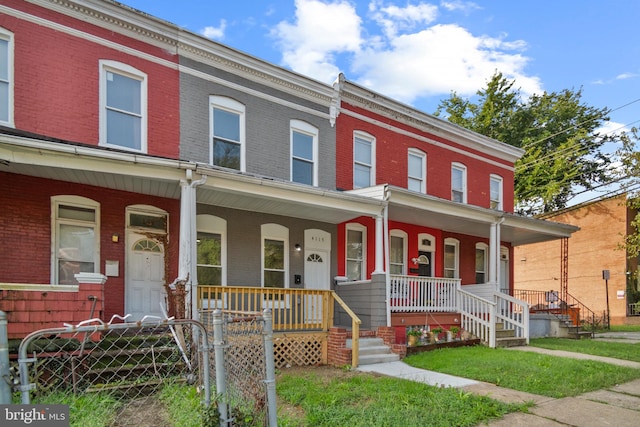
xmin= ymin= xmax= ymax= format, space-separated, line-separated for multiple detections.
xmin=444 ymin=238 xmax=459 ymax=279
xmin=0 ymin=28 xmax=14 ymax=127
xmin=408 ymin=149 xmax=426 ymax=193
xmin=291 ymin=120 xmax=318 ymax=186
xmin=490 ymin=174 xmax=503 ymax=210
xmin=99 ymin=61 xmax=147 ymax=152
xmin=197 ymin=215 xmax=227 ymax=286
xmin=262 ymin=224 xmax=289 ymax=289
xmin=51 ymin=196 xmax=100 ymax=285
xmin=451 ymin=162 xmax=467 ymax=203
xmin=354 ymin=132 xmax=375 ymax=188
xmin=390 ymin=230 xmax=408 ymax=275
xmin=210 ymin=96 xmax=245 ymax=171
xmin=475 ymin=242 xmax=488 ymax=284
xmin=346 ymin=223 xmax=367 ymax=281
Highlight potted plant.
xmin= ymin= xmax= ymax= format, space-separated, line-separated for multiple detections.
xmin=407 ymin=329 xmax=421 ymax=346
xmin=449 ymin=326 xmax=460 ymax=341
xmin=430 ymin=327 xmax=443 ymax=342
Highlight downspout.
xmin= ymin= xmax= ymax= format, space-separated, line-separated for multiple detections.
xmin=179 ymin=169 xmax=207 ymax=321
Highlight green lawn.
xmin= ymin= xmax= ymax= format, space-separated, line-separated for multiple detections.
xmin=530 ymin=337 xmax=640 ymax=362
xmin=403 ymin=345 xmax=640 ymax=398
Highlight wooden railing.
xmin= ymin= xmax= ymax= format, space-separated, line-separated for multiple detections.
xmin=389 ymin=275 xmax=460 ymax=312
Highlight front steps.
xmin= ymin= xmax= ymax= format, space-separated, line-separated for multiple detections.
xmin=347 ymin=337 xmax=400 ymax=365
xmin=495 ymin=322 xmax=527 ymax=348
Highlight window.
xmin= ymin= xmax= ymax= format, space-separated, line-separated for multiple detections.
xmin=52 ymin=196 xmax=100 ymax=285
xmin=490 ymin=174 xmax=503 ymax=210
xmin=475 ymin=243 xmax=488 ymax=284
xmin=197 ymin=215 xmax=227 ymax=286
xmin=291 ymin=120 xmax=318 ymax=185
xmin=0 ymin=28 xmax=14 ymax=126
xmin=451 ymin=163 xmax=467 ymax=203
xmin=210 ymin=96 xmax=245 ymax=171
xmin=390 ymin=231 xmax=407 ymax=275
xmin=100 ymin=61 xmax=147 ymax=152
xmin=444 ymin=238 xmax=459 ymax=279
xmin=354 ymin=132 xmax=375 ymax=188
xmin=262 ymin=224 xmax=289 ymax=289
xmin=346 ymin=223 xmax=367 ymax=280
xmin=408 ymin=149 xmax=426 ymax=193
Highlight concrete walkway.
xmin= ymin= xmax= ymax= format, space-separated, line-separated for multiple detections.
xmin=356 ymin=342 xmax=640 ymax=426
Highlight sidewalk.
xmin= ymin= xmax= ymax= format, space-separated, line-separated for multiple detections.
xmin=357 ymin=344 xmax=640 ymax=426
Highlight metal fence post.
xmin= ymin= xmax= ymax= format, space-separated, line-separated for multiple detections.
xmin=262 ymin=309 xmax=277 ymax=427
xmin=212 ymin=309 xmax=229 ymax=426
xmin=0 ymin=311 xmax=11 ymax=404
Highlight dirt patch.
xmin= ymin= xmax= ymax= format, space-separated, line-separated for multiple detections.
xmin=111 ymin=397 xmax=171 ymax=427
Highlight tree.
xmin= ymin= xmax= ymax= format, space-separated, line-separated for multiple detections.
xmin=434 ymin=72 xmax=615 ymax=215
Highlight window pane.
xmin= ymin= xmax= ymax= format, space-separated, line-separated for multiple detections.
xmin=452 ymin=168 xmax=463 ymax=191
xmin=264 ymin=270 xmax=284 ymax=288
xmin=58 ymin=261 xmax=94 ymax=285
xmin=452 ymin=190 xmax=464 ymax=202
xmin=0 ymin=39 xmax=7 ymax=81
xmin=264 ymin=239 xmax=284 ymax=269
xmin=213 ymin=139 xmax=240 ymax=169
xmin=59 ymin=205 xmax=96 ymax=222
xmin=347 ymin=230 xmax=363 ymax=259
xmin=354 ymin=137 xmax=372 ymax=164
xmin=106 ymin=109 xmax=141 ymax=149
xmin=292 ymin=158 xmax=313 ymax=185
xmin=490 ymin=179 xmax=500 ymax=200
xmin=408 ymin=177 xmax=422 ymax=192
xmin=408 ymin=154 xmax=423 ymax=178
xmin=354 ymin=164 xmax=371 ymax=188
xmin=197 ymin=265 xmax=221 ymax=286
xmin=444 ymin=244 xmax=455 ymax=269
xmin=106 ymin=72 xmax=141 ymax=114
xmin=293 ymin=131 xmax=313 ymax=160
xmin=130 ymin=213 xmax=167 ymax=230
xmin=390 ymin=236 xmax=403 ymax=264
xmin=197 ymin=232 xmax=221 ymax=266
xmin=213 ymin=108 xmax=240 ymax=141
xmin=0 ymin=81 xmax=7 ymax=123
xmin=346 ymin=260 xmax=361 ymax=281
xmin=59 ymin=224 xmax=95 ymax=264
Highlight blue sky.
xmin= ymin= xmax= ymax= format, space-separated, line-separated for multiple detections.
xmin=119 ymin=0 xmax=640 ymax=202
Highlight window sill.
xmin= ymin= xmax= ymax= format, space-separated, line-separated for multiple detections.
xmin=0 ymin=283 xmax=79 ymax=292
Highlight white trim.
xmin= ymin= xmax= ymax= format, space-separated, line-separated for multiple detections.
xmin=99 ymin=60 xmax=148 ymax=153
xmin=0 ymin=27 xmax=14 ymax=127
xmin=290 ymin=120 xmax=318 ymax=186
xmin=196 ymin=214 xmax=227 ymax=286
xmin=209 ymin=95 xmax=246 ymax=172
xmin=353 ymin=131 xmax=375 ymax=188
xmin=490 ymin=174 xmax=503 ymax=210
xmin=444 ymin=237 xmax=460 ymax=279
xmin=51 ymin=195 xmax=101 ymax=285
xmin=261 ymin=223 xmax=289 ymax=289
xmin=451 ymin=162 xmax=467 ymax=203
xmin=345 ymin=222 xmax=367 ymax=280
xmin=407 ymin=148 xmax=426 ymax=193
xmin=475 ymin=242 xmax=489 ymax=284
xmin=389 ymin=229 xmax=408 ymax=275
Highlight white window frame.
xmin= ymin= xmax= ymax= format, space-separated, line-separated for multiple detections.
xmin=353 ymin=131 xmax=375 ymax=188
xmin=99 ymin=60 xmax=147 ymax=153
xmin=475 ymin=242 xmax=488 ymax=284
xmin=390 ymin=230 xmax=408 ymax=275
xmin=346 ymin=223 xmax=367 ymax=281
xmin=261 ymin=223 xmax=289 ymax=289
xmin=490 ymin=174 xmax=503 ymax=210
xmin=407 ymin=148 xmax=426 ymax=193
xmin=290 ymin=120 xmax=318 ymax=186
xmin=51 ymin=195 xmax=100 ymax=285
xmin=196 ymin=215 xmax=227 ymax=286
xmin=444 ymin=237 xmax=459 ymax=279
xmin=209 ymin=95 xmax=246 ymax=172
xmin=451 ymin=162 xmax=467 ymax=203
xmin=0 ymin=28 xmax=14 ymax=127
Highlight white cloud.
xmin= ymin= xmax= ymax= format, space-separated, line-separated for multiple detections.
xmin=201 ymin=19 xmax=227 ymax=40
xmin=270 ymin=0 xmax=543 ymax=105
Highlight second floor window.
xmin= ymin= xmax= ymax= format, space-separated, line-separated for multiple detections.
xmin=408 ymin=149 xmax=426 ymax=193
xmin=291 ymin=120 xmax=318 ymax=186
xmin=210 ymin=96 xmax=245 ymax=171
xmin=0 ymin=28 xmax=13 ymax=126
xmin=451 ymin=163 xmax=467 ymax=203
xmin=490 ymin=175 xmax=503 ymax=210
xmin=354 ymin=132 xmax=374 ymax=188
xmin=100 ymin=61 xmax=147 ymax=152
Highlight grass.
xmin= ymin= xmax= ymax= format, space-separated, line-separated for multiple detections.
xmin=404 ymin=345 xmax=640 ymax=398
xmin=530 ymin=337 xmax=640 ymax=362
xmin=276 ymin=368 xmax=529 ymax=427
xmin=35 ymin=392 xmax=120 ymax=427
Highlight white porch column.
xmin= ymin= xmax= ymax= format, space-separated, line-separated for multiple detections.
xmin=489 ymin=217 xmax=504 ymax=290
xmin=373 ymin=213 xmax=385 ymax=274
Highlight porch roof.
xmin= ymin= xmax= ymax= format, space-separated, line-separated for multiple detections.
xmin=0 ymin=128 xmax=385 ymax=224
xmin=348 ymin=185 xmax=579 ymax=246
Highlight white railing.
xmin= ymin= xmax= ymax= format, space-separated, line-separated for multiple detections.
xmin=458 ymin=288 xmax=495 ymax=346
xmin=495 ymin=291 xmax=529 ymax=344
xmin=389 ymin=275 xmax=460 ymax=312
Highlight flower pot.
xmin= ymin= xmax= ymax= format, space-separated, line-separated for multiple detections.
xmin=408 ymin=335 xmax=419 ymax=346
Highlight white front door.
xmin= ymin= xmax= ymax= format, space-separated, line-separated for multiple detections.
xmin=126 ymin=232 xmax=166 ymax=320
xmin=303 ymin=229 xmax=331 ymax=323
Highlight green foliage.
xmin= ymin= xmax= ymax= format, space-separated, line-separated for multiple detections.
xmin=35 ymin=392 xmax=120 ymax=427
xmin=530 ymin=337 xmax=640 ymax=362
xmin=404 ymin=346 xmax=640 ymax=398
xmin=435 ymin=72 xmax=616 ymax=215
xmin=276 ymin=370 xmax=526 ymax=427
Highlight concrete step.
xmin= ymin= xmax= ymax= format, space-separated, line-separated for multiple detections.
xmin=358 ymin=352 xmax=400 ymax=365
xmin=496 ymin=337 xmax=527 ymax=348
xmin=347 ymin=337 xmax=400 ymax=365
